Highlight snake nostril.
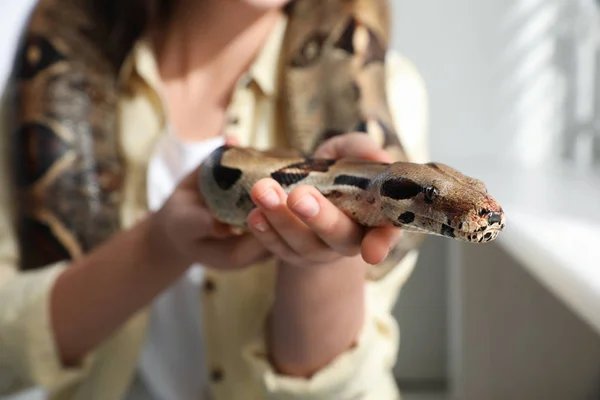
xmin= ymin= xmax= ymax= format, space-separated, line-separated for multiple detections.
xmin=487 ymin=212 xmax=502 ymax=225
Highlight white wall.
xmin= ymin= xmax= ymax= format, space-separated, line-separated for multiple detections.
xmin=0 ymin=0 xmax=36 ymax=94
xmin=388 ymin=0 xmax=515 ymax=384
xmin=389 ymin=0 xmax=567 ymax=168
xmin=389 ymin=0 xmax=600 ymax=393
xmin=388 ymin=0 xmax=565 ymax=385
xmin=389 ymin=0 xmax=505 ymax=163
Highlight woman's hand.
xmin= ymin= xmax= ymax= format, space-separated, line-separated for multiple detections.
xmin=263 ymin=133 xmax=404 ymax=376
xmin=52 ymin=137 xmax=271 ymax=366
xmin=150 ymin=164 xmax=270 ymax=270
xmin=246 ymin=132 xmax=402 ymax=268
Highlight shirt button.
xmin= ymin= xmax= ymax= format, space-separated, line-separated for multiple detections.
xmin=237 ymin=74 xmax=252 ymax=89
xmin=252 ymin=348 xmax=267 ymax=359
xmin=203 ymin=278 xmax=216 ymax=293
xmin=227 ymin=114 xmax=239 ymax=125
xmin=211 ymin=367 xmax=224 ymax=383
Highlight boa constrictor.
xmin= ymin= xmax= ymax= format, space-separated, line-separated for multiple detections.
xmin=10 ymin=0 xmax=505 ymax=280
xmin=200 ymin=145 xmax=505 ymax=244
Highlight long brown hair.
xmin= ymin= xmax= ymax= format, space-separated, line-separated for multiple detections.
xmin=85 ymin=0 xmax=174 ymax=70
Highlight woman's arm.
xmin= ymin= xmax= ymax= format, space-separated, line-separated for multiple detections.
xmin=51 ymin=169 xmax=269 ymax=366
xmin=50 ymin=216 xmax=189 ymax=366
xmin=246 ymin=134 xmax=402 ymax=377
xmin=248 ymin=51 xmax=430 ymax=384
xmin=268 ymin=255 xmax=368 ymax=376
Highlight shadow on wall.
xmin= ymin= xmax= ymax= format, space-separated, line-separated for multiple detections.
xmin=393 ymin=236 xmax=449 ymax=390
xmin=390 ymin=0 xmax=600 ymax=172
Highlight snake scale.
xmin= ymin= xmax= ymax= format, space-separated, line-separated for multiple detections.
xmin=11 ymin=0 xmax=504 ymax=280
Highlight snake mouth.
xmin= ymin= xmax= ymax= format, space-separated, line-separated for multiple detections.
xmin=398 ymin=215 xmax=505 ymax=243
xmin=450 ymin=209 xmax=506 ymax=243
xmin=455 ymin=216 xmax=505 ymax=243
xmin=439 ymin=222 xmax=503 ymax=243
xmin=458 ymin=226 xmax=503 ymax=243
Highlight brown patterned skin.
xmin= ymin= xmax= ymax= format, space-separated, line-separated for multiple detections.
xmin=280 ymin=0 xmax=426 ymax=279
xmin=281 ymin=0 xmax=403 ymax=156
xmin=200 ymin=146 xmax=506 ymax=242
xmin=10 ymin=0 xmax=122 ymax=270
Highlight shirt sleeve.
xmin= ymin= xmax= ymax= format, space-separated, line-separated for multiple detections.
xmin=241 ymin=50 xmax=430 ymax=399
xmin=0 ymin=90 xmax=95 ymax=396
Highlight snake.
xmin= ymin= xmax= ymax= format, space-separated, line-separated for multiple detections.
xmin=10 ymin=0 xmax=505 ymax=280
xmin=200 ymin=145 xmax=505 ymax=243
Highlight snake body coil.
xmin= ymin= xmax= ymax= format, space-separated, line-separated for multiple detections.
xmin=12 ymin=0 xmax=505 ymax=280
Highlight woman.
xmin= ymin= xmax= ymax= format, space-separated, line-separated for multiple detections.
xmin=0 ymin=0 xmax=429 ymax=399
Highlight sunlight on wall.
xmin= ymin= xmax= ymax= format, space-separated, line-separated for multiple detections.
xmin=499 ymin=0 xmax=564 ymax=169
xmin=499 ymin=0 xmax=600 ymax=169
xmin=558 ymin=0 xmax=600 ymax=168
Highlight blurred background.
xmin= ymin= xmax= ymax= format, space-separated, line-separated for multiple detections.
xmin=389 ymin=0 xmax=600 ymax=399
xmin=1 ymin=0 xmax=599 ymax=399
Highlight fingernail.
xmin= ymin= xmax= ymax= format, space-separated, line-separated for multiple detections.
xmin=292 ymin=195 xmax=320 ymax=218
xmin=257 ymin=189 xmax=280 ymax=209
xmin=230 ymin=226 xmax=245 ymax=236
xmin=253 ymin=220 xmax=268 ymax=233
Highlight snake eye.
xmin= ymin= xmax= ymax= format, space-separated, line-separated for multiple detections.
xmin=423 ymin=186 xmax=439 ymax=204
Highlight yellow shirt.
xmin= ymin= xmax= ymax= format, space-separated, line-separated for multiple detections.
xmin=0 ymin=14 xmax=429 ymax=400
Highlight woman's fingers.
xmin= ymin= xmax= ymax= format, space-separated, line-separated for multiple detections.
xmin=247 ymin=209 xmax=310 ymax=265
xmin=198 ymin=233 xmax=270 ymax=269
xmin=248 ymin=179 xmax=335 ymax=263
xmin=313 ymin=132 xmax=393 ymax=163
xmin=247 ymin=177 xmax=402 ymax=267
xmin=248 ymin=178 xmax=365 ymax=259
xmin=361 ymin=226 xmax=403 ymax=265
xmin=286 ymin=185 xmax=364 ymax=257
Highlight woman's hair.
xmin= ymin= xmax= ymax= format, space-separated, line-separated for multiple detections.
xmin=85 ymin=0 xmax=174 ymax=70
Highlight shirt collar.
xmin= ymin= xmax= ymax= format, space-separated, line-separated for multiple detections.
xmin=118 ymin=14 xmax=288 ymax=98
xmin=247 ymin=13 xmax=287 ymax=97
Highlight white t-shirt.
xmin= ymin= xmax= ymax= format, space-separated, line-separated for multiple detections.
xmin=126 ymin=129 xmax=226 ymax=400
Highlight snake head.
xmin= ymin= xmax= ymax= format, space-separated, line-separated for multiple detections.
xmin=376 ymin=162 xmax=505 ymax=243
